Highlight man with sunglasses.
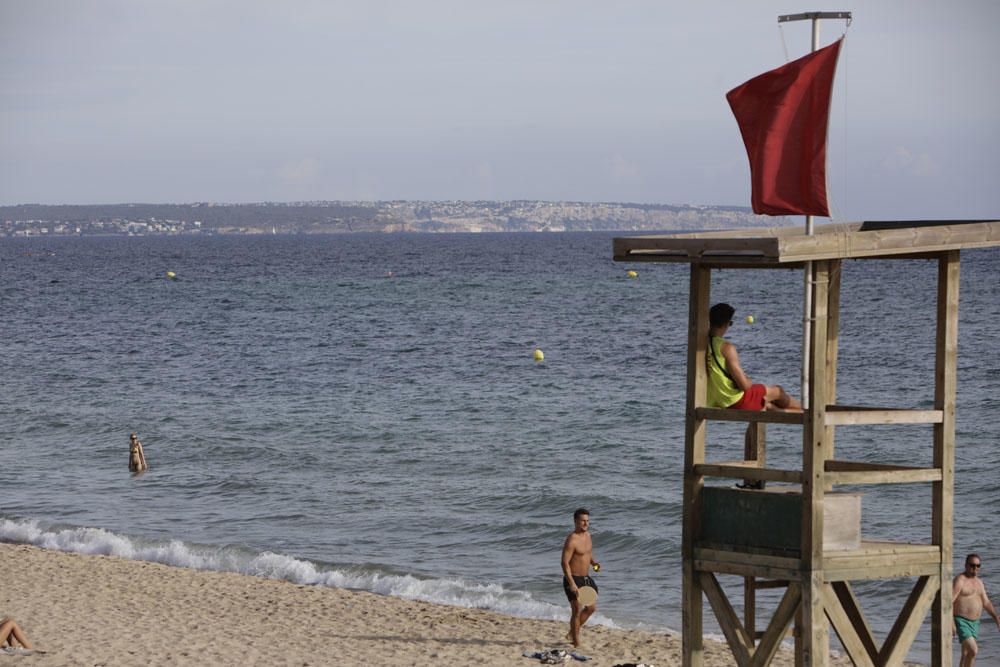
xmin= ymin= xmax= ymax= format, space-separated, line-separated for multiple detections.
xmin=706 ymin=303 xmax=801 ymax=412
xmin=953 ymin=553 xmax=1000 ymax=667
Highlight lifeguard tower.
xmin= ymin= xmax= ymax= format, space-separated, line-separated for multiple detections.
xmin=613 ymin=220 xmax=1000 ymax=666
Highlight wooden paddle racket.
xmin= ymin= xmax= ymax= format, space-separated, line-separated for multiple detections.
xmin=576 ymin=585 xmax=597 ymax=606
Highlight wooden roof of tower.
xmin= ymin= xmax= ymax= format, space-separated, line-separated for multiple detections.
xmin=613 ymin=219 xmax=1000 ymax=266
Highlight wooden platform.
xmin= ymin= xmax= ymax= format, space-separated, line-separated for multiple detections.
xmin=613 ymin=219 xmax=1000 ymax=266
xmin=694 ymin=541 xmax=940 ymax=582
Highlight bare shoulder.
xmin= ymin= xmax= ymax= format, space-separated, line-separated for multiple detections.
xmin=565 ymin=530 xmax=589 ymax=551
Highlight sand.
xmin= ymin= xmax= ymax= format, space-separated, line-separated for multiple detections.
xmin=2 ymin=543 xmax=854 ymax=666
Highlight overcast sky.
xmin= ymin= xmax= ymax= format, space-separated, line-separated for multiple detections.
xmin=2 ymin=0 xmax=998 ymax=220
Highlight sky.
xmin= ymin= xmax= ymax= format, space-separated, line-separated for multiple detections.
xmin=2 ymin=0 xmax=998 ymax=220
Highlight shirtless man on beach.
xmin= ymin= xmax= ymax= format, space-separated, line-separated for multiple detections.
xmin=953 ymin=553 xmax=1000 ymax=667
xmin=561 ymin=508 xmax=600 ymax=648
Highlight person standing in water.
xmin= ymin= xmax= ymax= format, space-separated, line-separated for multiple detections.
xmin=128 ymin=432 xmax=149 ymax=472
xmin=561 ymin=508 xmax=600 ymax=648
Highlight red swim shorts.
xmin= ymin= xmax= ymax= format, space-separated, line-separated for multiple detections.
xmin=729 ymin=383 xmax=766 ymax=410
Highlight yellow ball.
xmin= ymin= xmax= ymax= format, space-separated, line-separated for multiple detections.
xmin=533 ymin=349 xmax=544 ymax=362
xmin=166 ymin=271 xmax=177 ymax=279
xmin=745 ymin=315 xmax=754 ymax=324
xmin=626 ymin=270 xmax=637 ymax=278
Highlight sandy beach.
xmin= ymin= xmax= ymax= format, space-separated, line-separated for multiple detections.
xmin=0 ymin=543 xmax=864 ymax=667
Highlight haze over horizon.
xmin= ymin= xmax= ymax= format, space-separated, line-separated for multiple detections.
xmin=3 ymin=1 xmax=998 ymax=221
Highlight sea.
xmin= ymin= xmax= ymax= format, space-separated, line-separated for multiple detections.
xmin=2 ymin=232 xmax=998 ymax=665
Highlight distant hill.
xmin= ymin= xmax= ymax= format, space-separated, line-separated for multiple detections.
xmin=1 ymin=201 xmax=789 ymax=237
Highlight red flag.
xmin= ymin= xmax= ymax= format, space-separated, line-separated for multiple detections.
xmin=726 ymin=38 xmax=842 ymax=217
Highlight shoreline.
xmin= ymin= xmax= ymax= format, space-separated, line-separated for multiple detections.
xmin=0 ymin=542 xmax=858 ymax=666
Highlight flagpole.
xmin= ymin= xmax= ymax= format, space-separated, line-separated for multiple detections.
xmin=802 ymin=17 xmax=818 ymax=410
xmin=777 ymin=10 xmax=850 ymax=409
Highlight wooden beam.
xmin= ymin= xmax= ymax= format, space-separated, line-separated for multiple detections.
xmin=880 ymin=575 xmax=939 ymax=666
xmin=823 ymin=259 xmax=841 ymax=464
xmin=823 ymin=459 xmax=942 ymax=485
xmin=700 ymin=572 xmax=753 ymax=667
xmin=612 ymin=220 xmax=1000 ymax=264
xmin=695 ymin=548 xmax=803 ymax=570
xmin=824 ymin=562 xmax=942 ymax=581
xmin=692 ymin=463 xmax=802 ymax=484
xmin=825 ymin=459 xmax=937 ymax=472
xmin=823 ymin=406 xmax=943 ymax=426
xmin=824 ymin=543 xmax=941 ymax=580
xmin=932 ymin=250 xmax=959 ymax=667
xmin=752 ymin=582 xmax=802 ymax=667
xmin=824 ymin=548 xmax=942 ymax=571
xmin=694 ymin=547 xmax=802 ymax=581
xmin=822 ymin=583 xmax=876 ymax=667
xmin=694 ymin=559 xmax=802 ymax=582
xmin=801 ymin=260 xmax=830 ymax=666
xmin=744 ymin=576 xmax=756 ymax=651
xmin=743 ymin=422 xmax=766 ymax=488
xmin=695 ymin=407 xmax=804 ymax=425
xmin=830 ymin=581 xmax=879 ymax=664
xmin=823 ymin=540 xmax=939 ymax=558
xmin=683 ymin=263 xmax=711 ymax=667
xmin=742 ymin=421 xmax=766 ymax=647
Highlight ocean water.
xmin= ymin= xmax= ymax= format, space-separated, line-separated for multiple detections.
xmin=2 ymin=232 xmax=998 ymax=664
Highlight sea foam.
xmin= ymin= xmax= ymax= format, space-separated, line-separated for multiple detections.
xmin=0 ymin=517 xmax=610 ymax=627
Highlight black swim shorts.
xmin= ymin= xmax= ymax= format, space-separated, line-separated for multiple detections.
xmin=563 ymin=575 xmax=598 ymax=602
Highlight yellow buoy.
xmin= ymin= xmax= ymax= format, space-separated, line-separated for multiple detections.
xmin=746 ymin=315 xmax=754 ymax=324
xmin=626 ymin=270 xmax=637 ymax=278
xmin=533 ymin=348 xmax=544 ymax=362
xmin=166 ymin=271 xmax=177 ymax=279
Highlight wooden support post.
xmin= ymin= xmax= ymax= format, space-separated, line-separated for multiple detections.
xmin=830 ymin=581 xmax=879 ymax=663
xmin=800 ymin=260 xmax=830 ymax=666
xmin=880 ymin=575 xmax=940 ymax=665
xmin=743 ymin=422 xmax=766 ymax=641
xmin=744 ymin=575 xmax=757 ymax=648
xmin=741 ymin=423 xmax=766 ymax=488
xmin=931 ymin=251 xmax=959 ymax=667
xmin=683 ymin=264 xmax=711 ymax=667
xmin=823 ymin=259 xmax=841 ymax=465
xmin=823 ymin=583 xmax=876 ymax=667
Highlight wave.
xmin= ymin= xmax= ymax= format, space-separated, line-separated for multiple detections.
xmin=0 ymin=517 xmax=619 ymax=628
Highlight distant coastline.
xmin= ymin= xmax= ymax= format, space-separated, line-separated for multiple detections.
xmin=1 ymin=200 xmax=788 ymax=237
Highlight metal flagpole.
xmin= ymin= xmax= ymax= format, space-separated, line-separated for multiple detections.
xmin=776 ymin=11 xmax=850 ymax=410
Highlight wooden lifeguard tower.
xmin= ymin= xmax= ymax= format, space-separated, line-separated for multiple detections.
xmin=613 ymin=220 xmax=1000 ymax=666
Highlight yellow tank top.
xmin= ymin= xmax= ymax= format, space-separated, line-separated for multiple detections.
xmin=707 ymin=335 xmax=744 ymax=408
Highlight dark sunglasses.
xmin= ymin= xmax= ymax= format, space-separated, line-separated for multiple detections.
xmin=969 ymin=563 xmax=982 ymax=568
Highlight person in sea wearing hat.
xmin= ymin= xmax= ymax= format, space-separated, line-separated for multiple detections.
xmin=128 ymin=432 xmax=149 ymax=472
xmin=706 ymin=302 xmax=802 ymax=412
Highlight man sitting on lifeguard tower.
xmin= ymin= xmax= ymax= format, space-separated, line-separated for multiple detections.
xmin=707 ymin=303 xmax=802 ymax=412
